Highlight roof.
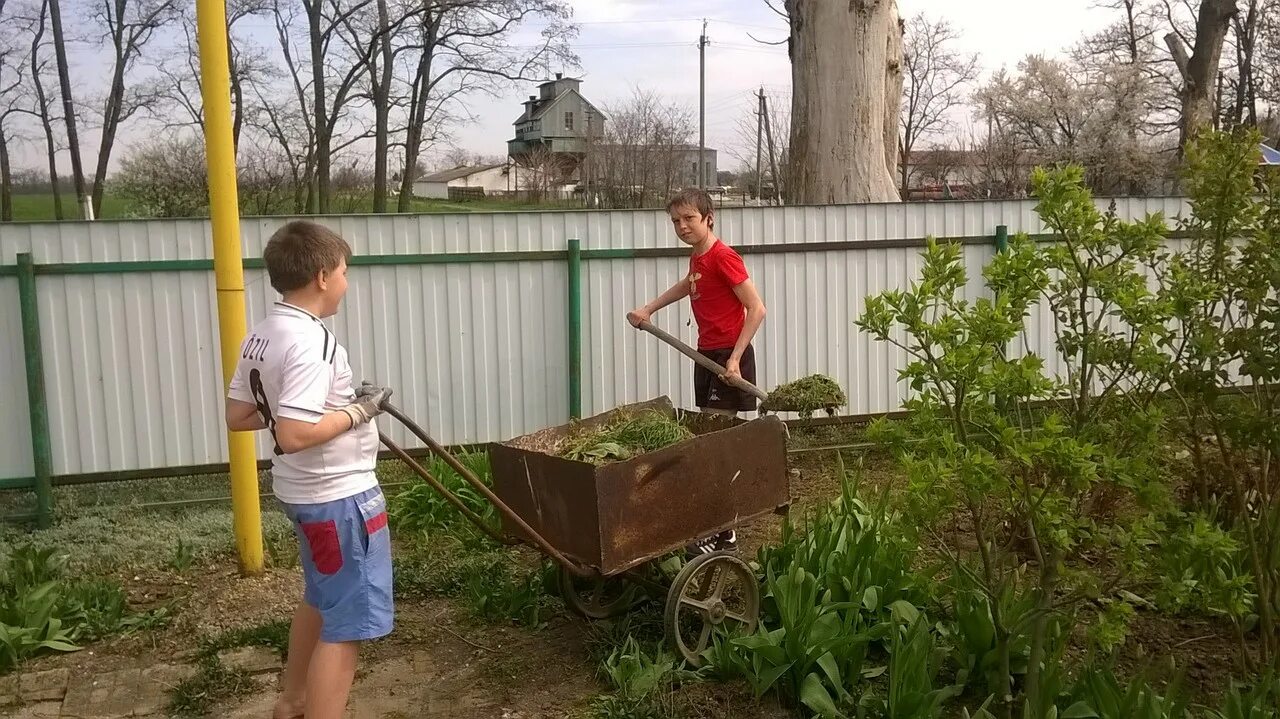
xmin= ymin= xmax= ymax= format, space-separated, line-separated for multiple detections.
xmin=417 ymin=163 xmax=506 ymax=183
xmin=1261 ymin=143 xmax=1280 ymax=165
xmin=512 ymin=89 xmax=607 ymax=126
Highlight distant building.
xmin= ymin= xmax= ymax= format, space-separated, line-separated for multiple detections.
xmin=413 ymin=163 xmax=513 ymax=199
xmin=507 ymin=74 xmax=606 ymax=160
xmin=506 ymin=75 xmax=717 ymax=191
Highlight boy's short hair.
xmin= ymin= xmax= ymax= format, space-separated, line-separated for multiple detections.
xmin=666 ymin=188 xmax=715 ymax=228
xmin=263 ymin=220 xmax=353 ymax=294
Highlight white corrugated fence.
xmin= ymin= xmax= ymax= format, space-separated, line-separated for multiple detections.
xmin=0 ymin=197 xmax=1191 ymax=482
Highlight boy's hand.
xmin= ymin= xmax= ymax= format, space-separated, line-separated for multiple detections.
xmin=626 ymin=307 xmax=651 ymax=328
xmin=342 ymin=382 xmax=393 ymax=426
xmin=720 ymin=357 xmax=743 ymax=384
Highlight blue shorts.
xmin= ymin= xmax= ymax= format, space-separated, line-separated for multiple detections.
xmin=281 ymin=486 xmax=394 ymax=643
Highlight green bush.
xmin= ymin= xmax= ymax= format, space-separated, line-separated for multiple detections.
xmin=0 ymin=545 xmax=168 ymax=673
xmin=387 ymin=450 xmax=497 ymax=537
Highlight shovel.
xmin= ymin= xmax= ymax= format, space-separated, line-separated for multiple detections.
xmin=634 ymin=320 xmax=768 ymax=401
xmin=634 ymin=320 xmax=847 ymax=416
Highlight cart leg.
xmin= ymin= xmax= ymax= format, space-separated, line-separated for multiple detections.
xmin=663 ymin=551 xmax=759 ymax=667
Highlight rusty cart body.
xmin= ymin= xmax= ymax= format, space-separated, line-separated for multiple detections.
xmin=380 ymin=396 xmax=790 ymax=665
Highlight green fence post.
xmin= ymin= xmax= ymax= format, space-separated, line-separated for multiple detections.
xmin=17 ymin=253 xmax=54 ymax=529
xmin=995 ymin=224 xmax=1009 ymax=253
xmin=567 ymin=238 xmax=583 ymax=420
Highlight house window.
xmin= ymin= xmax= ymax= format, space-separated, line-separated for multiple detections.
xmin=565 ymin=111 xmax=575 ymax=131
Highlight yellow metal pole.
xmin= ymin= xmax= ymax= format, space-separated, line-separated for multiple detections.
xmin=196 ymin=0 xmax=263 ymax=574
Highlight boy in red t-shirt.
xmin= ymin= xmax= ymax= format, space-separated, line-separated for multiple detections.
xmin=626 ymin=188 xmax=767 ymax=553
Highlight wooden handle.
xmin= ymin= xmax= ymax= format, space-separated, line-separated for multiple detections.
xmin=636 ymin=320 xmax=769 ymax=401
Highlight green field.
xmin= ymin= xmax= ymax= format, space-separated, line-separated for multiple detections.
xmin=7 ymin=192 xmax=584 ymax=221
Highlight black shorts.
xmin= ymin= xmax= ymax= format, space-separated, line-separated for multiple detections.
xmin=694 ymin=345 xmax=757 ymax=412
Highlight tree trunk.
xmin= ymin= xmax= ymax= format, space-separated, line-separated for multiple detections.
xmin=92 ymin=55 xmax=129 ymax=218
xmin=899 ymin=141 xmax=910 ymax=198
xmin=397 ymin=16 xmax=437 ymax=212
xmin=47 ymin=0 xmax=89 ymax=218
xmin=785 ymin=0 xmax=902 ymax=204
xmin=228 ymin=34 xmax=243 ymax=153
xmin=0 ymin=124 xmax=12 ymax=221
xmin=372 ymin=0 xmax=392 ymax=212
xmin=1166 ymin=0 xmax=1238 ymax=152
xmin=884 ymin=14 xmax=904 ymax=190
xmin=31 ymin=0 xmax=64 ymax=220
xmin=306 ymin=0 xmax=330 ymax=212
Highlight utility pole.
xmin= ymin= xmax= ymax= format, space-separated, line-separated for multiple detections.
xmin=762 ymin=91 xmax=782 ymax=206
xmin=755 ymin=87 xmax=764 ymax=202
xmin=698 ymin=18 xmax=707 ymax=188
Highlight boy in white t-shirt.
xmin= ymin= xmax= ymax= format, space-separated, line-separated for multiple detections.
xmin=225 ymin=220 xmax=393 ymax=719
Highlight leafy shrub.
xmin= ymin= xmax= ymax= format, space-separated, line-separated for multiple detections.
xmin=464 ymin=558 xmax=558 ymax=629
xmin=756 ymin=462 xmax=927 ymax=644
xmin=1151 ymin=129 xmax=1280 ymax=669
xmin=0 ymin=545 xmax=168 ymax=674
xmin=1203 ymin=671 xmax=1280 ymax=719
xmin=854 ymin=617 xmax=960 ymax=719
xmin=1060 ymin=665 xmax=1190 ymax=719
xmin=704 ymin=468 xmax=929 ymax=714
xmin=387 ymin=450 xmax=497 ymax=537
xmin=859 ymin=163 xmax=1178 ymax=712
xmin=590 ymin=636 xmax=693 ymax=719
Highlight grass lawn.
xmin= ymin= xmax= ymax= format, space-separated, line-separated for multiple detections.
xmin=9 ymin=193 xmax=139 ymax=220
xmin=8 ymin=192 xmax=586 ymax=221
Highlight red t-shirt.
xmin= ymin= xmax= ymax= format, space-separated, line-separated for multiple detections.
xmin=687 ymin=240 xmax=750 ymax=350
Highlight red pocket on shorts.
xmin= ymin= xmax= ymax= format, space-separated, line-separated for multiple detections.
xmin=300 ymin=519 xmax=343 ymax=575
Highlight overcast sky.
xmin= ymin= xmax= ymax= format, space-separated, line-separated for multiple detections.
xmin=14 ymin=0 xmax=1115 ymax=174
xmin=442 ymin=0 xmax=1115 ymax=169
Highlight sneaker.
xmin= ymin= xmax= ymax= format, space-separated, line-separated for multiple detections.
xmin=685 ymin=530 xmax=737 ymax=559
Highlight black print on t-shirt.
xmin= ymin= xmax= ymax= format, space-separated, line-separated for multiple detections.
xmin=249 ymin=368 xmax=284 ymax=456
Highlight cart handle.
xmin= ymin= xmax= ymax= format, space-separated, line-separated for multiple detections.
xmin=380 ymin=402 xmax=597 ymax=579
xmin=377 ymin=432 xmax=516 ymax=546
xmin=636 ymin=320 xmax=769 ymax=401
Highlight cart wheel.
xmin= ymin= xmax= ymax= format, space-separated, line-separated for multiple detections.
xmin=558 ymin=566 xmax=637 ymax=619
xmin=664 ymin=551 xmax=759 ymax=667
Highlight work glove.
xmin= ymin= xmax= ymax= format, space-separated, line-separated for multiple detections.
xmin=342 ymin=381 xmax=393 ymax=426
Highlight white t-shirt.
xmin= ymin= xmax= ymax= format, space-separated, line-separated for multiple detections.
xmin=227 ymin=302 xmax=379 ymax=504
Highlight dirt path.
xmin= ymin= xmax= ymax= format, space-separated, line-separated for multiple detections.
xmin=221 ymin=601 xmax=602 ymax=719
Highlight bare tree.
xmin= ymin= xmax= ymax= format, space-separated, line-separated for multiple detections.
xmin=1221 ymin=0 xmax=1262 ymax=127
xmin=25 ymin=0 xmax=66 ymax=219
xmin=335 ymin=0 xmax=407 ymax=212
xmin=1260 ymin=1 xmax=1280 ymax=134
xmin=899 ymin=13 xmax=980 ymax=196
xmin=780 ymin=0 xmax=904 ymax=204
xmin=267 ymin=0 xmax=319 ymax=212
xmin=514 ymin=142 xmax=570 ymax=202
xmin=394 ymin=0 xmax=578 ymax=212
xmin=46 ymin=0 xmax=89 ymax=217
xmin=237 ymin=140 xmax=297 ymax=215
xmin=1164 ymin=0 xmax=1237 ymax=150
xmin=591 ymin=87 xmax=697 ymax=208
xmin=0 ymin=0 xmax=27 ymax=221
xmin=90 ymin=0 xmax=180 ymax=216
xmin=437 ymin=146 xmax=505 ymax=169
xmin=152 ymin=0 xmax=274 ymax=152
xmin=246 ymin=64 xmax=315 ymax=212
xmin=300 ymin=0 xmax=393 ymax=213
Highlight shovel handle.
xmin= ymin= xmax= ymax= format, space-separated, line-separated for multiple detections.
xmin=636 ymin=320 xmax=769 ymax=401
